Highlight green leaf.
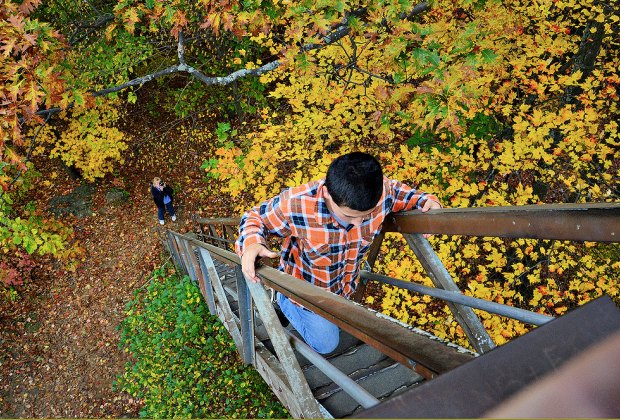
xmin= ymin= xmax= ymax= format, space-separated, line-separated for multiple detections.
xmin=392 ymin=72 xmax=405 ymax=83
xmin=481 ymin=49 xmax=498 ymax=64
xmin=23 ymin=236 xmax=38 ymax=254
xmin=333 ymin=0 xmax=345 ymax=13
xmin=74 ymin=91 xmax=85 ymax=106
xmin=215 ymin=122 xmax=231 ymax=142
xmin=203 ymin=158 xmax=219 ymax=170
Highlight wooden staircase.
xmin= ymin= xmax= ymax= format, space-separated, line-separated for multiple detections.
xmin=162 ymin=203 xmax=619 ymax=417
xmin=208 ymin=256 xmax=434 ymax=418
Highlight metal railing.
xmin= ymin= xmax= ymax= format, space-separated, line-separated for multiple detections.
xmin=360 ymin=203 xmax=618 ymax=352
xmin=165 ymin=231 xmax=474 ymax=417
xmin=194 ymin=202 xmax=619 ymax=354
xmin=183 ymin=202 xmax=619 ymax=416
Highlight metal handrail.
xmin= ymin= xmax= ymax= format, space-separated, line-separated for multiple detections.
xmin=166 ymin=230 xmax=475 ymax=415
xmin=383 ymin=203 xmax=619 ymax=242
xmin=285 ymin=330 xmax=380 ymax=409
xmin=360 ymin=271 xmax=553 ymax=326
xmin=193 ymin=202 xmax=619 ymax=352
xmin=171 ymin=232 xmax=474 ymax=376
xmin=196 ymin=203 xmax=619 ymax=241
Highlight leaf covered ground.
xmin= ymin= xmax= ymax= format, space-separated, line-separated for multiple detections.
xmin=0 ymin=104 xmax=230 ymax=417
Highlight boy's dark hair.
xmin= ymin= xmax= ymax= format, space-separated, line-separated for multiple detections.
xmin=325 ymin=152 xmax=383 ymax=211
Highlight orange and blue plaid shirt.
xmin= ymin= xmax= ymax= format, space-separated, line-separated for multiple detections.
xmin=235 ymin=177 xmax=440 ymax=299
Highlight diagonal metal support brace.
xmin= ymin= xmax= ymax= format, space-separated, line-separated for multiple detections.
xmin=404 ymin=233 xmax=495 ymax=353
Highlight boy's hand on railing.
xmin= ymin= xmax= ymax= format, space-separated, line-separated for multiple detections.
xmin=420 ymin=199 xmax=442 ymax=213
xmin=421 ymin=199 xmax=442 ymax=238
xmin=241 ymin=243 xmax=279 ymax=283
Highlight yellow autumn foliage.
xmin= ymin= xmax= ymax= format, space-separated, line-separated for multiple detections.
xmin=34 ymin=103 xmax=128 ymax=181
xmin=202 ymin=0 xmax=619 ymax=350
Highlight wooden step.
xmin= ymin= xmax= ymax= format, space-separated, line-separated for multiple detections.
xmin=210 ymin=258 xmax=429 ymax=418
xmin=319 ymin=360 xmax=424 ymax=418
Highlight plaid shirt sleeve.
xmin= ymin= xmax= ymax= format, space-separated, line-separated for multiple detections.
xmin=388 ymin=179 xmax=442 ymax=212
xmin=235 ymin=193 xmax=292 ymax=256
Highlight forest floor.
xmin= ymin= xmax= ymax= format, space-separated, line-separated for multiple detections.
xmin=0 ymin=107 xmax=233 ymax=416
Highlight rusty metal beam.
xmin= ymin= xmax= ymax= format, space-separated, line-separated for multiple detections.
xmin=354 ymin=295 xmax=620 ymax=418
xmin=196 ymin=203 xmax=620 ymax=243
xmin=404 ymin=233 xmax=496 ymax=354
xmin=253 ymin=265 xmax=473 ymax=378
xmin=383 ymin=203 xmax=620 ymax=242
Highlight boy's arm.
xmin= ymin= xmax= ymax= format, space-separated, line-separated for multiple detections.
xmin=389 ymin=179 xmax=442 ymax=238
xmin=389 ymin=179 xmax=442 ymax=213
xmin=236 ymin=194 xmax=291 ymax=282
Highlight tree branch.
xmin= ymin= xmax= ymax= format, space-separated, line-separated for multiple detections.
xmin=68 ymin=13 xmax=114 ymax=46
xmin=34 ymin=1 xmax=430 ymax=115
xmin=92 ymin=65 xmax=181 ymax=96
xmin=94 ymin=1 xmax=429 ymax=91
xmin=186 ymin=60 xmax=281 ymax=85
xmin=178 ymin=31 xmax=187 ymax=66
xmin=562 ymin=5 xmax=610 ymax=106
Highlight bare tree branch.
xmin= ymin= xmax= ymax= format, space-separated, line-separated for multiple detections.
xmin=177 ymin=31 xmax=187 ymax=66
xmin=95 ymin=1 xmax=428 ymax=91
xmin=34 ymin=1 xmax=430 ymax=117
xmin=93 ymin=65 xmax=181 ymax=96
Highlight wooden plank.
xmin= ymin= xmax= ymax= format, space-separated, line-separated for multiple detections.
xmin=236 ymin=266 xmax=255 ymax=365
xmin=197 ymin=248 xmax=217 ymax=315
xmin=254 ymin=343 xmax=308 ymax=418
xmin=194 ymin=217 xmax=240 ymax=226
xmin=208 ymin=224 xmax=220 ymax=247
xmin=245 ymin=277 xmax=323 ymax=417
xmin=197 ymin=221 xmax=208 ymax=242
xmin=181 ymin=240 xmax=197 ymax=281
xmin=166 ymin=231 xmax=186 ymax=275
xmin=224 ymin=225 xmax=238 ymax=252
xmin=185 ymin=243 xmax=212 ymax=314
xmin=198 ymin=244 xmax=244 ymax=351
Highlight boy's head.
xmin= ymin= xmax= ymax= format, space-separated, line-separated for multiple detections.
xmin=153 ymin=177 xmax=164 ymax=188
xmin=325 ymin=152 xmax=383 ymax=212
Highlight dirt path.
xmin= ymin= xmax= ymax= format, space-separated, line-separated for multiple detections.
xmin=0 ymin=178 xmax=186 ymax=416
xmin=0 ymin=106 xmax=222 ymax=416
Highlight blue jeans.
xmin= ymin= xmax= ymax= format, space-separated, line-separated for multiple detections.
xmin=158 ymin=202 xmax=175 ymax=221
xmin=277 ymin=292 xmax=339 ymax=354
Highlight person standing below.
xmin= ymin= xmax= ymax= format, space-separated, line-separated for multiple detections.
xmin=151 ymin=177 xmax=177 ymax=225
xmin=235 ymin=152 xmax=442 ymax=354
